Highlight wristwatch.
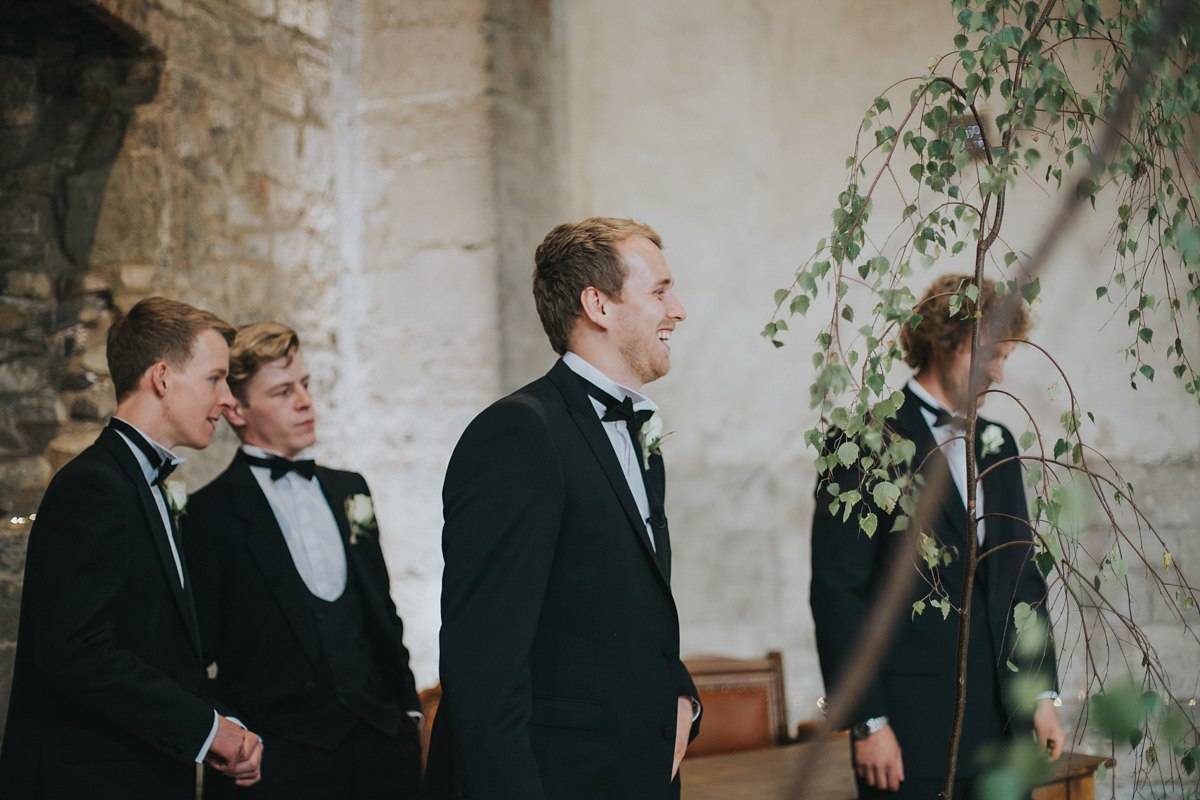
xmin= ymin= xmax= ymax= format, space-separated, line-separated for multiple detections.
xmin=851 ymin=716 xmax=889 ymax=739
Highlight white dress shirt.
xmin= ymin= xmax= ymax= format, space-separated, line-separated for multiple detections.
xmin=112 ymin=418 xmax=220 ymax=763
xmin=907 ymin=379 xmax=986 ymax=546
xmin=563 ymin=352 xmax=658 ymax=550
xmin=242 ymin=444 xmax=347 ymax=601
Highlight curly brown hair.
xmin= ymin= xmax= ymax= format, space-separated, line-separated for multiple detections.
xmin=900 ymin=274 xmax=1031 ymax=371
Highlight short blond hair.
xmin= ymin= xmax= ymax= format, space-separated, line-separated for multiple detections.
xmin=533 ymin=217 xmax=663 ymax=355
xmin=228 ymin=321 xmax=301 ymax=401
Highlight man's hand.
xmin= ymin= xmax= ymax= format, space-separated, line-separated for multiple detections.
xmin=853 ymin=724 xmax=904 ymax=791
xmin=1033 ymin=698 xmax=1065 ymax=761
xmin=670 ymin=696 xmax=693 ymax=780
xmin=206 ymin=716 xmax=264 ymax=787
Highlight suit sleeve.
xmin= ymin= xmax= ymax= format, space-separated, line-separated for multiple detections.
xmin=24 ymin=461 xmax=215 ymax=761
xmin=181 ymin=486 xmax=237 ymax=720
xmin=438 ymin=400 xmax=564 ymax=800
xmin=353 ymin=475 xmax=423 ymax=715
xmin=809 ymin=432 xmax=894 ymax=724
xmin=996 ymin=430 xmax=1060 ymax=693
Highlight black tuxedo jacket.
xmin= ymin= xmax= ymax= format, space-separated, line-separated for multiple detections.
xmin=0 ymin=427 xmax=216 ymax=799
xmin=810 ymin=385 xmax=1058 ymax=779
xmin=183 ymin=453 xmax=421 ymax=751
xmin=425 ymin=359 xmax=700 ymax=800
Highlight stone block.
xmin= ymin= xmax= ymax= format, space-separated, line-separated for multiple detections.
xmin=0 ymin=457 xmax=51 ymax=491
xmin=0 ymin=128 xmax=35 ymax=172
xmin=360 ymin=19 xmax=487 ymax=101
xmin=261 ymin=79 xmax=306 ymax=119
xmin=363 ymin=154 xmax=494 ymax=253
xmin=0 ymin=360 xmax=43 ymax=394
xmin=0 ymin=528 xmax=25 ymax=576
xmin=278 ymin=0 xmax=330 ymax=40
xmin=297 ymin=124 xmax=332 ymax=192
xmin=0 ymin=241 xmax=44 ymax=268
xmin=0 ymin=304 xmax=27 ymax=332
xmin=89 ymin=153 xmax=163 ymax=267
xmin=0 ymin=579 xmax=17 ymax=642
xmin=233 ymin=0 xmax=277 ymax=21
xmin=0 ymin=55 xmax=38 ymax=128
xmin=118 ymin=263 xmax=156 ymax=291
xmin=47 ymin=432 xmax=94 ymax=464
xmin=79 ymin=344 xmax=109 ymax=375
xmin=256 ymin=114 xmax=301 ymax=183
xmin=3 ymin=273 xmax=51 ymax=301
xmin=10 ymin=396 xmax=64 ymax=427
xmin=369 ymin=0 xmax=483 ymax=29
xmin=0 ymin=198 xmax=39 ymax=236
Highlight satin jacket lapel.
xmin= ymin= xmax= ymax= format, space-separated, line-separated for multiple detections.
xmin=977 ymin=423 xmax=1008 ymax=595
xmin=646 ymin=452 xmax=671 ymax=581
xmin=98 ymin=428 xmax=202 ymax=658
xmin=896 ymin=387 xmax=969 ymax=548
xmin=230 ymin=454 xmax=323 ymax=666
xmin=547 ymin=361 xmax=668 ymax=584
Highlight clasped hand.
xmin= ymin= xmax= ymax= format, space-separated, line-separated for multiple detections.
xmin=205 ymin=715 xmax=264 ymax=787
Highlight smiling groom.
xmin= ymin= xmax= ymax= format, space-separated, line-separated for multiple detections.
xmin=183 ymin=322 xmax=423 ymax=800
xmin=426 ymin=217 xmax=701 ymax=800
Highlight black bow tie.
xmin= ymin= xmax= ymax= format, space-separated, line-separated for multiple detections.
xmin=577 ymin=377 xmax=654 ymax=440
xmin=912 ymin=394 xmax=967 ymax=431
xmin=108 ymin=417 xmax=178 ymax=486
xmin=244 ymin=453 xmax=317 ymax=481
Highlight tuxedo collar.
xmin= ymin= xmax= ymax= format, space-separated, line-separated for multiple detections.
xmin=95 ymin=427 xmax=202 ymax=657
xmin=562 ymin=351 xmax=658 ymax=414
xmin=546 ymin=360 xmax=670 ymax=586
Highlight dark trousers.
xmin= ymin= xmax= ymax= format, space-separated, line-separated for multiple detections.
xmin=858 ymin=775 xmax=977 ymax=800
xmin=204 ymin=718 xmax=422 ymax=800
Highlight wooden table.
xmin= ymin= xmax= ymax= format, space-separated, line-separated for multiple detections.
xmin=1032 ymin=753 xmax=1113 ymax=800
xmin=681 ymin=738 xmax=856 ymax=800
xmin=681 ymin=741 xmax=1111 ymax=800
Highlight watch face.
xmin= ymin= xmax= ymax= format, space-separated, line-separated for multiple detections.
xmin=851 ymin=722 xmax=870 ymax=739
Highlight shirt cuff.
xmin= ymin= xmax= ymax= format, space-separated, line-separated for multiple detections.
xmin=195 ymin=711 xmax=219 ymax=763
xmin=407 ymin=710 xmax=425 ymax=726
xmin=689 ymin=696 xmax=701 ymax=721
xmin=1036 ymin=691 xmax=1060 ymax=701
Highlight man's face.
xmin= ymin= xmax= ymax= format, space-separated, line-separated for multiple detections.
xmin=938 ymin=339 xmax=1015 ymax=410
xmin=606 ymin=236 xmax=687 ymax=386
xmin=227 ymin=352 xmax=316 ymax=460
xmin=162 ymin=328 xmax=234 ymax=450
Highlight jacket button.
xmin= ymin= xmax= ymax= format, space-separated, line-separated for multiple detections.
xmin=304 ymin=681 xmax=316 ymax=691
xmin=662 ymin=648 xmax=677 ymax=659
xmin=663 ymin=725 xmax=673 ymax=739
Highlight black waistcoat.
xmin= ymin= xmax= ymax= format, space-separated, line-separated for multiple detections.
xmin=305 ymin=567 xmax=403 ymax=746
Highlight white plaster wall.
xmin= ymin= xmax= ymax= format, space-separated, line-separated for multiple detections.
xmin=557 ymin=0 xmax=1200 ymax=741
xmin=330 ymin=0 xmax=499 ymax=690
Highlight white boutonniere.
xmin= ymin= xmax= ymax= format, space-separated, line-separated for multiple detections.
xmin=980 ymin=424 xmax=1004 ymax=457
xmin=345 ymin=493 xmax=378 ymax=544
xmin=163 ymin=479 xmax=188 ymax=523
xmin=640 ymin=414 xmax=672 ymax=470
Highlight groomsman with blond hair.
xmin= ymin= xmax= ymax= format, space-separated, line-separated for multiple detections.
xmin=185 ymin=321 xmax=423 ymax=800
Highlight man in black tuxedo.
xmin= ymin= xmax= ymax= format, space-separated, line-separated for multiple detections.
xmin=425 ymin=217 xmax=700 ymax=799
xmin=810 ymin=275 xmax=1065 ymax=799
xmin=184 ymin=321 xmax=423 ymax=799
xmin=0 ymin=297 xmax=263 ymax=799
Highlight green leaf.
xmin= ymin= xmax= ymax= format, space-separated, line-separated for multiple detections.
xmin=790 ymin=295 xmax=811 ymax=315
xmin=1047 ymin=382 xmax=1062 ymax=401
xmin=1019 ymin=431 xmax=1036 ymax=451
xmin=1006 ymin=660 xmax=1019 ymax=672
xmin=1096 ymin=286 xmax=1108 ymax=299
xmin=860 ymin=512 xmax=878 ymax=538
xmin=1140 ymin=364 xmax=1155 ymax=382
xmin=774 ymin=288 xmax=789 ymax=306
xmin=1025 ymin=466 xmax=1042 ymax=488
xmin=911 ymin=599 xmax=926 ymax=618
xmin=872 ymin=481 xmax=901 ymax=513
xmin=836 ymin=441 xmax=859 ymax=467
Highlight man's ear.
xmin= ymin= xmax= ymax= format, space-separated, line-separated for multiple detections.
xmin=579 ymin=287 xmax=612 ymax=331
xmin=146 ymin=361 xmax=170 ymax=399
xmin=224 ymin=397 xmax=249 ymax=429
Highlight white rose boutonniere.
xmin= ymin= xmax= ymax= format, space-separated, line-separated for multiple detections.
xmin=163 ymin=479 xmax=187 ymax=527
xmin=345 ymin=493 xmax=378 ymax=544
xmin=640 ymin=414 xmax=672 ymax=470
xmin=980 ymin=424 xmax=1004 ymax=457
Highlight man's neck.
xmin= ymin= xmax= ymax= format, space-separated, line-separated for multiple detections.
xmin=913 ymin=370 xmax=957 ymax=412
xmin=114 ymin=396 xmax=177 ymax=450
xmin=239 ymin=436 xmax=306 ymax=461
xmin=566 ymin=340 xmax=643 ymax=391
